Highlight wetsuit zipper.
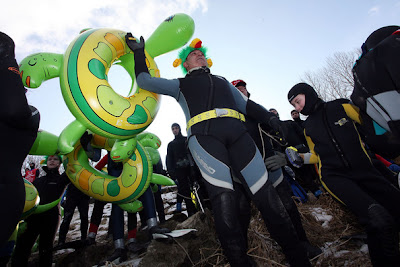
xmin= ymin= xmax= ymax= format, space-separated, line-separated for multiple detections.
xmin=204 ymin=73 xmax=214 ymax=135
xmin=322 ymin=104 xmax=351 ymax=169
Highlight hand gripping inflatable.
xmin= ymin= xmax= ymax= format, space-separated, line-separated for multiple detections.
xmin=63 ymin=132 xmax=174 ymax=212
xmin=19 ymin=13 xmax=195 ymax=154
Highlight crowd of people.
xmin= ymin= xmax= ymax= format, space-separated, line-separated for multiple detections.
xmin=1 ymin=24 xmax=400 ymax=267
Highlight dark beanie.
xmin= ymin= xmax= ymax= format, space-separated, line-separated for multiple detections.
xmin=362 ymin=25 xmax=400 ymax=53
xmin=288 ymin=83 xmax=320 ymax=116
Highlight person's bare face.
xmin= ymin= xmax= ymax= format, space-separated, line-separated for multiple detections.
xmin=183 ymin=50 xmax=207 ymax=71
xmin=172 ymin=126 xmax=180 ymax=136
xmin=290 ymin=94 xmax=306 ymax=113
xmin=236 ymin=85 xmax=248 ymax=97
xmin=291 ymin=111 xmax=300 ymax=119
xmin=47 ymin=155 xmax=60 ymax=170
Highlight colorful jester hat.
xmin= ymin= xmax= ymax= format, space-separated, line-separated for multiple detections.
xmin=173 ymin=38 xmax=213 ymax=74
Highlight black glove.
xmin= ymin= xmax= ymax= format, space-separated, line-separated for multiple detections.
xmin=285 ymin=146 xmax=304 ymax=168
xmin=269 ymin=116 xmax=287 ymax=145
xmin=264 ymin=151 xmax=287 ymax=171
xmin=125 ymin=33 xmax=149 ymax=77
xmin=125 ymin=33 xmax=145 ymax=52
xmin=0 ymin=32 xmax=17 ymax=67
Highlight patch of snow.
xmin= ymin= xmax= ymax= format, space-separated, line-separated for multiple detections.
xmin=311 ymin=207 xmax=332 ymax=228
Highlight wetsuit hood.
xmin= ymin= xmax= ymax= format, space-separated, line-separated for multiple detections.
xmin=288 ymin=83 xmax=323 ymax=116
xmin=361 ymin=25 xmax=400 ymax=54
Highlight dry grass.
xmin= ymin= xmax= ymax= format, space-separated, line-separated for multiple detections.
xmin=245 ymin=193 xmax=372 ymax=267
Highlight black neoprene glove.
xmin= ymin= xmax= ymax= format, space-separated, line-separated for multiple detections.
xmin=269 ymin=116 xmax=287 ymax=145
xmin=125 ymin=33 xmax=149 ymax=77
xmin=125 ymin=33 xmax=145 ymax=52
xmin=0 ymin=32 xmax=17 ymax=68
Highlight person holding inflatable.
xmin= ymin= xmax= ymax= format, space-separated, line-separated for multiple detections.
xmin=125 ymin=35 xmax=310 ymax=266
xmin=11 ymin=155 xmax=69 ymax=267
xmin=0 ymin=32 xmax=40 ymax=247
xmin=287 ymin=82 xmax=400 ymax=267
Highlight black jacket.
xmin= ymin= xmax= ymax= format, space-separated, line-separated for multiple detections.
xmin=33 ymin=166 xmax=70 ymax=206
xmin=166 ymin=133 xmax=190 ymax=177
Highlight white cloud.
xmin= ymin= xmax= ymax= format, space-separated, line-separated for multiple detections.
xmin=367 ymin=5 xmax=380 ymax=15
xmin=2 ymin=0 xmax=208 ymax=59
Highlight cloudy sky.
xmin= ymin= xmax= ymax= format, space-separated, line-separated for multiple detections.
xmin=3 ymin=0 xmax=399 ymax=165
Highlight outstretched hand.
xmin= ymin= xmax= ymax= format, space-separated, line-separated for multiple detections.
xmin=125 ymin=33 xmax=145 ymax=52
xmin=264 ymin=151 xmax=287 ymax=171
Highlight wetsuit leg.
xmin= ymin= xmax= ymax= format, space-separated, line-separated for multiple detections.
xmin=274 ymin=176 xmax=308 ymax=242
xmin=322 ymin=170 xmax=400 ymax=266
xmin=10 ymin=216 xmax=40 ymax=266
xmin=111 ymin=204 xmax=124 ymax=241
xmin=176 ymin=168 xmax=197 ymax=216
xmin=58 ymin=197 xmax=78 ymax=244
xmin=153 ymin=185 xmax=166 ymax=223
xmin=188 ymin=135 xmax=252 ymax=267
xmin=140 ymin=186 xmax=157 ymax=222
xmin=227 ymin=134 xmax=310 ymax=267
xmin=38 ymin=210 xmax=60 ymax=267
xmin=233 ymin=182 xmax=252 ymax=249
xmin=77 ymin=198 xmax=89 ymax=240
xmin=89 ymin=200 xmax=106 ymax=233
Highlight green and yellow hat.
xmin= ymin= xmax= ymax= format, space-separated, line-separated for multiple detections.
xmin=173 ymin=38 xmax=213 ymax=74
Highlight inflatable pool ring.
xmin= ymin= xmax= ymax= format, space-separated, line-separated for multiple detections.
xmin=19 ymin=13 xmax=195 ymax=154
xmin=63 ymin=132 xmax=174 ymax=212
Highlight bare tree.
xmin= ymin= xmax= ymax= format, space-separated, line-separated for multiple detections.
xmin=302 ymin=50 xmax=360 ymax=101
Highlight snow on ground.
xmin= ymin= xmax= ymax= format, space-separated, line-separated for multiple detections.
xmin=54 ymin=186 xmax=183 ymax=247
xmin=310 ymin=207 xmax=333 ymax=228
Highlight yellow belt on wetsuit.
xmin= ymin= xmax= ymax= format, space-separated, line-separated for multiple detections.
xmin=186 ymin=108 xmax=246 ymax=131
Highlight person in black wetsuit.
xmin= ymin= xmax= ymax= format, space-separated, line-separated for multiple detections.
xmin=0 ymin=32 xmax=40 ymax=248
xmin=125 ymin=34 xmax=310 ymax=267
xmin=11 ymin=155 xmax=69 ymax=267
xmin=231 ymin=79 xmax=321 ymax=258
xmin=288 ymin=82 xmax=400 ymax=267
xmin=166 ymin=123 xmax=197 ymax=216
xmin=269 ymin=108 xmax=322 ymax=197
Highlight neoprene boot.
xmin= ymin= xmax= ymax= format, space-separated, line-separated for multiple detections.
xmin=211 ymin=191 xmax=255 ymax=267
xmin=253 ymin=181 xmax=311 ymax=267
xmin=366 ymin=204 xmax=400 ymax=267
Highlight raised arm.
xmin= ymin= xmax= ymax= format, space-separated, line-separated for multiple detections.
xmin=125 ymin=34 xmax=181 ymax=99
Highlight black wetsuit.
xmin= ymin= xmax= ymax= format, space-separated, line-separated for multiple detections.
xmin=166 ymin=132 xmax=197 ymax=216
xmin=243 ymin=115 xmax=311 ymax=245
xmin=303 ymin=99 xmax=400 ymax=267
xmin=132 ymin=47 xmax=310 ymax=266
xmin=11 ymin=167 xmax=69 ymax=267
xmin=0 ymin=53 xmax=39 ymax=246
